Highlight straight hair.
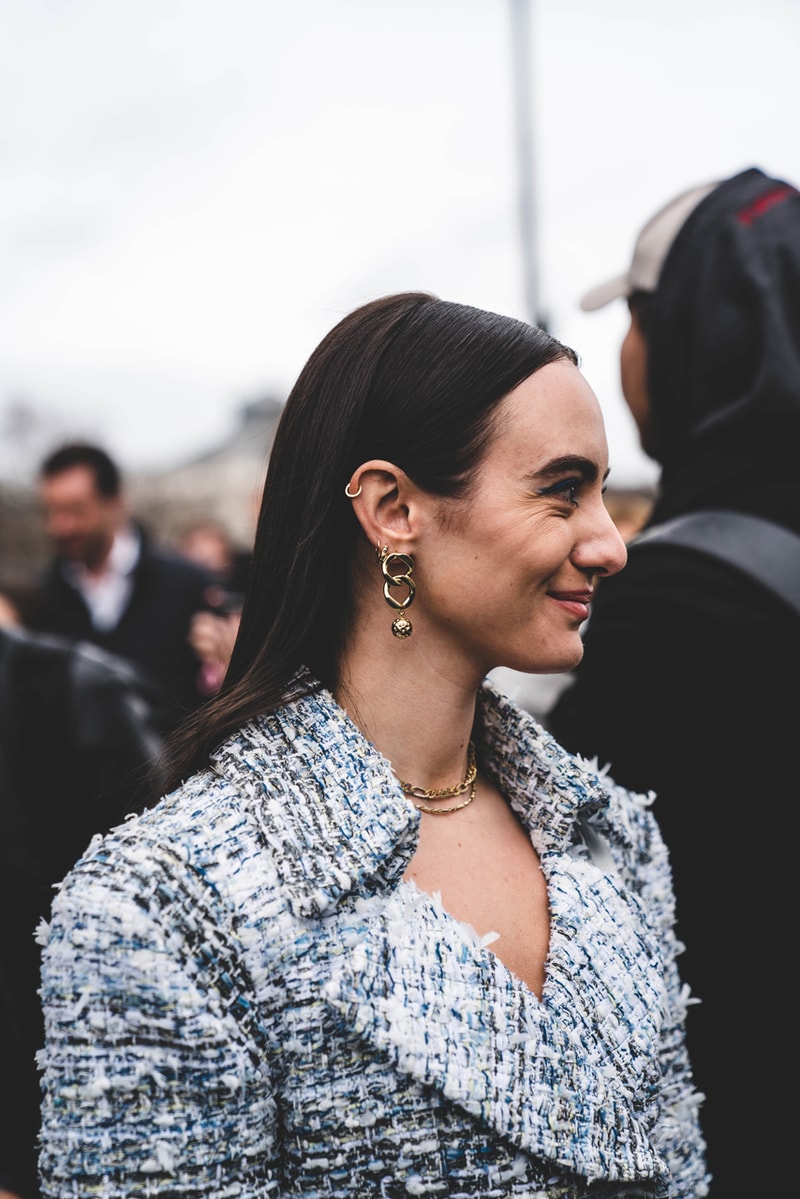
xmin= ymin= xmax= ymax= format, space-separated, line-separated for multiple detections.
xmin=159 ymin=292 xmax=578 ymax=791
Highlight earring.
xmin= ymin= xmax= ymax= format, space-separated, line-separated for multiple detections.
xmin=376 ymin=544 xmax=416 ymax=639
xmin=344 ymin=481 xmax=362 ymax=498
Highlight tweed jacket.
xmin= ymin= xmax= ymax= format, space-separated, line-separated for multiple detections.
xmin=37 ymin=675 xmax=709 ymax=1198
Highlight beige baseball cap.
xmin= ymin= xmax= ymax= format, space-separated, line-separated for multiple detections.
xmin=579 ymin=179 xmax=720 ymax=311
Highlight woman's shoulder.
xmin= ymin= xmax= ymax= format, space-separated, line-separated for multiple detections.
xmin=49 ymin=760 xmax=256 ymax=910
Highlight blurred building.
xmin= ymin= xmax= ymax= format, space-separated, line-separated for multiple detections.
xmin=130 ymin=395 xmax=282 ymax=549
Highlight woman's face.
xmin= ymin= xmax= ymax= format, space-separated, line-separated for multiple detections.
xmin=416 ymin=359 xmax=627 ymax=678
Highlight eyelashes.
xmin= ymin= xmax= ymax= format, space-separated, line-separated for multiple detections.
xmin=538 ymin=477 xmax=581 ymax=507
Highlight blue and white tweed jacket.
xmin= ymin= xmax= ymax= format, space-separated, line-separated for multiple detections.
xmin=37 ymin=675 xmax=709 ymax=1198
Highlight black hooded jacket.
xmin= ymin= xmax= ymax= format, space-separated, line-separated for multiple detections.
xmin=548 ymin=167 xmax=800 ymax=1193
xmin=646 ymin=166 xmax=800 ymax=526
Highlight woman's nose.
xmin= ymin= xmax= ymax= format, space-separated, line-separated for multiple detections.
xmin=575 ymin=507 xmax=628 ymax=578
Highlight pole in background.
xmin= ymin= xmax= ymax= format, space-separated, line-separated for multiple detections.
xmin=508 ymin=0 xmax=547 ymax=330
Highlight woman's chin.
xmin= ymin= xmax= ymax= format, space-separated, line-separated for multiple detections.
xmin=525 ymin=645 xmax=584 ymax=677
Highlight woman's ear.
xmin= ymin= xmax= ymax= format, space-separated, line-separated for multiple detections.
xmin=344 ymin=460 xmax=416 ymax=551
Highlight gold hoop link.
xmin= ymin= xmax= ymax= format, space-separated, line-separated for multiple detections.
xmin=376 ymin=545 xmax=416 ymax=638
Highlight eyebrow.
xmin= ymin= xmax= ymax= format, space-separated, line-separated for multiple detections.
xmin=530 ymin=455 xmax=607 ymax=484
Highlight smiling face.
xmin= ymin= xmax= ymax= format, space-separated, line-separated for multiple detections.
xmin=416 ymin=359 xmax=628 ymax=678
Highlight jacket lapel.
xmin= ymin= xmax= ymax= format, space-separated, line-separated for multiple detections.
xmin=322 ymin=871 xmax=665 ymax=1182
xmin=210 ymin=675 xmax=665 ymax=1181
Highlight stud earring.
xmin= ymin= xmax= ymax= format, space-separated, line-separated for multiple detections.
xmin=376 ymin=544 xmax=416 ymax=639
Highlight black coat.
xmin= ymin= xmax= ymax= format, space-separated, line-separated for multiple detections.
xmin=33 ymin=526 xmax=215 ymax=735
xmin=549 ymin=167 xmax=800 ymax=1194
xmin=0 ymin=627 xmax=165 ymax=1199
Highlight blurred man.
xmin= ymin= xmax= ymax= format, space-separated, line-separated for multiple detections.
xmin=548 ymin=167 xmax=800 ymax=1193
xmin=32 ymin=442 xmax=215 ymax=735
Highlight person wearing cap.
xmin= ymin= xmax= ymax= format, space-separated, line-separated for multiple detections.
xmin=548 ymin=166 xmax=800 ymax=1194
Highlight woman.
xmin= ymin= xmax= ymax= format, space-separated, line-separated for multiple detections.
xmin=37 ymin=293 xmax=709 ymax=1198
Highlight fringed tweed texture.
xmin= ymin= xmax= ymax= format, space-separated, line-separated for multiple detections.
xmin=37 ymin=672 xmax=709 ymax=1198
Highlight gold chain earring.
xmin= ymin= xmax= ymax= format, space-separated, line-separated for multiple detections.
xmin=376 ymin=544 xmax=416 ymax=638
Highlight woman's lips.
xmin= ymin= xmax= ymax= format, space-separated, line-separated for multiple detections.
xmin=549 ymin=589 xmax=593 ymax=621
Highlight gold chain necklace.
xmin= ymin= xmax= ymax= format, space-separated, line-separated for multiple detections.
xmin=397 ymin=741 xmax=477 ymax=815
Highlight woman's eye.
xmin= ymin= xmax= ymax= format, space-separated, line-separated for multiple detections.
xmin=540 ymin=478 xmax=581 ymax=507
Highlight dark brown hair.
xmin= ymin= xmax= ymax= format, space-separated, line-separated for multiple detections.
xmin=159 ymin=291 xmax=578 ymax=790
xmin=39 ymin=442 xmax=122 ymax=498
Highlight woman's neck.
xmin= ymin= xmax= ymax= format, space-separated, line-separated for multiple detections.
xmin=334 ymin=635 xmax=482 ymax=791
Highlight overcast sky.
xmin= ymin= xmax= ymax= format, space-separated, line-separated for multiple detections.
xmin=1 ymin=0 xmax=798 ymax=488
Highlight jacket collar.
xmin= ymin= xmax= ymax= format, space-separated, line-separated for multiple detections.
xmin=323 ymin=880 xmax=665 ymax=1185
xmin=209 ymin=671 xmax=619 ymax=921
xmin=208 ymin=673 xmax=665 ymax=1184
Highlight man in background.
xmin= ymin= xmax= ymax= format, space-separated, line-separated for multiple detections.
xmin=32 ymin=442 xmax=215 ymax=735
xmin=548 ymin=167 xmax=800 ymax=1192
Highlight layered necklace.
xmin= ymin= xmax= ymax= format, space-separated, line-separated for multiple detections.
xmin=396 ymin=740 xmax=477 ymax=815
